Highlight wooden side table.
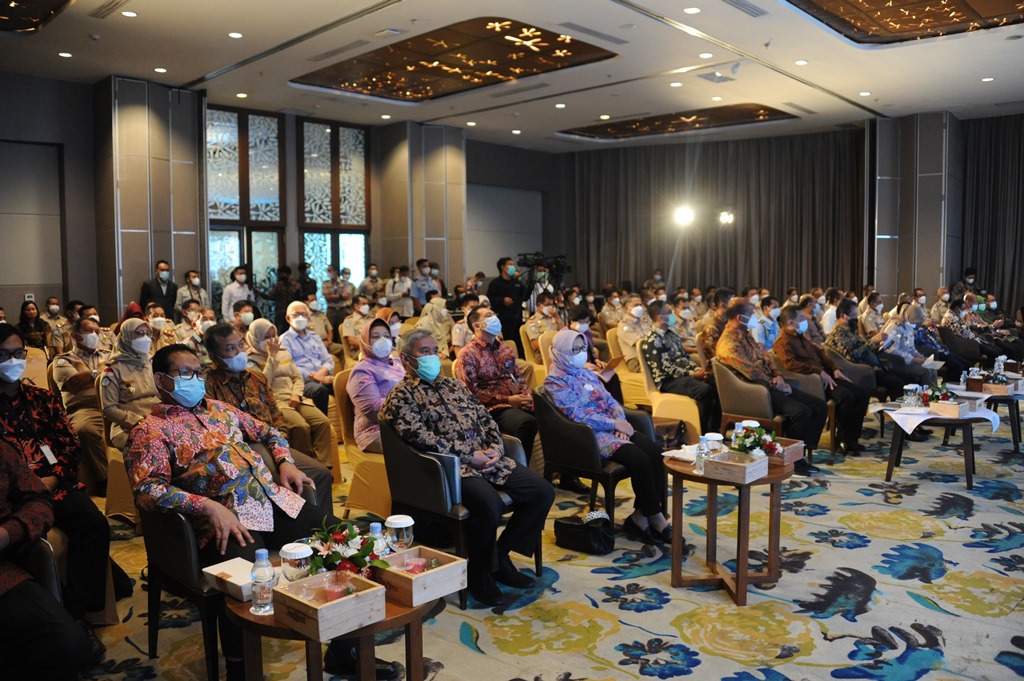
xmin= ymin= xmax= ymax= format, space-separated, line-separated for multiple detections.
xmin=225 ymin=597 xmax=443 ymax=681
xmin=664 ymin=458 xmax=793 ymax=606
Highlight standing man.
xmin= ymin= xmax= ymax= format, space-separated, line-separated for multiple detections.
xmin=322 ymin=265 xmax=356 ymax=335
xmin=140 ymin=259 xmax=179 ymax=316
xmin=279 ymin=301 xmax=335 ymax=415
xmin=385 ymin=265 xmax=415 ymax=320
xmin=487 ymin=257 xmax=525 ymax=357
xmin=42 ymin=295 xmax=73 ymax=356
xmin=410 ymin=259 xmax=440 ymax=312
xmin=221 ymin=266 xmax=254 ymax=323
xmin=358 ymin=263 xmax=382 ymax=299
xmin=174 ymin=269 xmax=211 ymax=321
xmin=297 ymin=262 xmax=318 ymax=301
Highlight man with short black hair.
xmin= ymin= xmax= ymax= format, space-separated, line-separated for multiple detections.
xmin=174 ymin=269 xmax=211 ymax=320
xmin=341 ymin=294 xmax=373 ymax=362
xmin=231 ymin=300 xmax=256 ymax=336
xmin=820 ymin=287 xmax=843 ymax=334
xmin=524 ymin=292 xmax=562 ymax=364
xmin=42 ymin=295 xmax=72 ymax=355
xmin=950 ymin=267 xmax=979 ymax=301
xmin=487 ymin=257 xmax=525 ymax=355
xmin=140 ymin=259 xmax=178 ymax=315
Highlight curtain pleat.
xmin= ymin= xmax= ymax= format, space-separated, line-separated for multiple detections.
xmin=572 ymin=130 xmax=865 ymax=295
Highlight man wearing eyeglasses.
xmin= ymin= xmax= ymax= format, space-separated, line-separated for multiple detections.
xmin=279 ymin=301 xmax=335 ymax=415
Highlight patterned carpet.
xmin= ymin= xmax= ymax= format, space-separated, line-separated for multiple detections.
xmin=84 ymin=414 xmax=1024 ymax=681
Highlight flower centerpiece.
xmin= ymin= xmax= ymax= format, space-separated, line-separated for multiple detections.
xmin=731 ymin=425 xmax=783 ymax=459
xmin=307 ymin=518 xmax=392 ymax=579
xmin=924 ymin=380 xmax=955 ymax=405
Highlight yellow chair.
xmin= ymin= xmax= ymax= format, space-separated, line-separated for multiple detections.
xmin=635 ymin=343 xmax=702 ymax=445
xmin=518 ymin=324 xmax=548 ymax=388
xmin=538 ymin=330 xmax=557 ymax=370
xmin=604 ymin=327 xmax=649 ymax=408
xmin=332 ymin=370 xmax=391 ymax=519
xmin=24 ymin=346 xmax=48 ymax=388
xmin=94 ymin=375 xmax=139 ymax=532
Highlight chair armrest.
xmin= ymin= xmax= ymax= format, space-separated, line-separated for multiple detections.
xmin=138 ymin=507 xmax=205 ymax=591
xmin=624 ymin=408 xmax=655 ymax=441
xmin=15 ymin=538 xmax=62 ymax=604
xmin=778 ymin=368 xmax=824 ymax=400
xmin=380 ymin=422 xmax=462 ymax=515
xmin=501 ymin=435 xmax=528 ymax=467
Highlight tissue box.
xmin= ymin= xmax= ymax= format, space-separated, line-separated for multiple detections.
xmin=982 ymin=382 xmax=1011 ymax=395
xmin=703 ymin=450 xmax=769 ymax=484
xmin=374 ymin=547 xmax=467 ymax=607
xmin=274 ymin=571 xmax=385 ymax=642
xmin=928 ymin=399 xmax=968 ymax=418
xmin=772 ymin=437 xmax=806 ymax=465
xmin=203 ymin=557 xmax=254 ymax=602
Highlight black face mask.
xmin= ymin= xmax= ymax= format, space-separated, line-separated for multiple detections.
xmin=849 ymin=318 xmax=859 ymax=331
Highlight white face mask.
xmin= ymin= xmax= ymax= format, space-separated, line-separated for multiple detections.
xmin=789 ymin=295 xmax=799 ymax=304
xmin=0 ymin=358 xmax=27 ymax=383
xmin=630 ymin=305 xmax=645 ymax=319
xmin=390 ymin=322 xmax=402 ymax=337
xmin=439 ymin=309 xmax=448 ymax=319
xmin=291 ymin=316 xmax=308 ymax=331
xmin=693 ymin=295 xmax=702 ymax=303
xmin=749 ymin=294 xmax=760 ymax=306
xmin=240 ymin=312 xmax=254 ymax=326
xmin=966 ymin=278 xmax=975 ymax=285
xmin=851 ymin=296 xmax=859 ymax=303
xmin=875 ymin=303 xmax=884 ymax=312
xmin=80 ymin=332 xmax=99 ymax=350
xmin=149 ymin=317 xmax=167 ymax=331
xmin=368 ymin=270 xmax=378 ymax=278
xmin=236 ymin=273 xmax=247 ymax=283
xmin=131 ymin=336 xmax=153 ymax=354
xmin=657 ymin=294 xmax=667 ymax=302
xmin=358 ymin=304 xmax=370 ymax=316
xmin=572 ymin=321 xmax=590 ymax=333
xmin=190 ymin=276 xmax=201 ymax=287
xmin=585 ymin=296 xmax=594 ymax=303
xmin=917 ymin=296 xmax=926 ymax=305
xmin=371 ymin=337 xmax=392 ymax=359
xmin=989 ymin=301 xmax=998 ymax=310
xmin=769 ymin=307 xmax=781 ymax=319
xmin=199 ymin=319 xmax=216 ymax=333
xmin=941 ymin=293 xmax=950 ymax=302
xmin=378 ymin=297 xmax=388 ymax=307
xmin=680 ymin=308 xmax=692 ymax=320
xmin=610 ymin=298 xmax=620 ymax=307
xmin=571 ymin=297 xmax=581 ymax=306
xmin=817 ymin=296 xmax=826 ymax=305
xmin=420 ymin=267 xmax=431 ymax=276
xmin=48 ymin=305 xmax=60 ymax=315
xmin=308 ymin=300 xmax=319 ymax=311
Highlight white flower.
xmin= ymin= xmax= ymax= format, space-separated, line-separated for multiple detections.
xmin=750 ymin=447 xmax=766 ymax=458
xmin=761 ymin=434 xmax=773 ymax=443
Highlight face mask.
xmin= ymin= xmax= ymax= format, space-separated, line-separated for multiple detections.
xmin=693 ymin=295 xmax=702 ymax=303
xmin=610 ymin=298 xmax=620 ymax=307
xmin=966 ymin=278 xmax=975 ymax=285
xmin=358 ymin=304 xmax=370 ymax=316
xmin=413 ymin=354 xmax=441 ymax=381
xmin=573 ymin=321 xmax=590 ymax=333
xmin=329 ymin=271 xmax=338 ymax=280
xmin=223 ymin=351 xmax=248 ymax=373
xmin=0 ymin=319 xmax=6 ymax=325
xmin=654 ymin=274 xmax=662 ymax=281
xmin=506 ymin=265 xmax=516 ymax=276
xmin=682 ymin=292 xmax=689 ymax=300
xmin=537 ymin=272 xmax=548 ymax=281
xmin=849 ymin=318 xmax=859 ymax=330
xmin=341 ymin=273 xmax=351 ymax=281
xmin=378 ymin=297 xmax=387 ymax=307
xmin=0 ymin=358 xmax=27 ymax=383
xmin=851 ymin=296 xmax=859 ymax=303
xmin=666 ymin=313 xmax=677 ymax=328
xmin=236 ymin=273 xmax=247 ymax=284
xmin=745 ymin=315 xmax=759 ymax=331
xmin=168 ymin=375 xmax=205 ymax=408
xmin=483 ymin=316 xmax=503 ymax=335
xmin=989 ymin=301 xmax=998 ymax=310
xmin=291 ymin=316 xmax=308 ymax=331
xmin=770 ymin=307 xmax=781 ymax=319
xmin=976 ymin=303 xmax=987 ymax=313
xmin=421 ymin=267 xmax=431 ymax=276
xmin=917 ymin=296 xmax=926 ymax=305
xmin=681 ymin=308 xmax=692 ymax=320
xmin=370 ymin=337 xmax=392 ymax=359
xmin=813 ymin=304 xmax=820 ymax=315
xmin=796 ymin=319 xmax=809 ymax=335
xmin=240 ymin=312 xmax=254 ymax=326
xmin=875 ymin=303 xmax=884 ymax=312
xmin=789 ymin=295 xmax=799 ymax=304
xmin=131 ymin=336 xmax=153 ymax=354
xmin=390 ymin=322 xmax=402 ymax=337
xmin=571 ymin=297 xmax=582 ymax=306
xmin=631 ymin=305 xmax=644 ymax=319
xmin=158 ymin=271 xmax=170 ymax=282
xmin=749 ymin=294 xmax=760 ymax=306
xmin=431 ymin=268 xmax=439 ymax=277
xmin=657 ymin=294 xmax=667 ymax=302
xmin=569 ymin=349 xmax=588 ymax=368
xmin=817 ymin=296 xmax=826 ymax=305
xmin=368 ymin=269 xmax=378 ymax=277
xmin=88 ymin=314 xmax=101 ymax=323
xmin=199 ymin=319 xmax=216 ymax=333
xmin=80 ymin=332 xmax=99 ymax=350
xmin=308 ymin=300 xmax=319 ymax=311
xmin=190 ymin=276 xmax=201 ymax=287
xmin=585 ymin=296 xmax=594 ymax=303
xmin=941 ymin=293 xmax=950 ymax=302
xmin=150 ymin=317 xmax=167 ymax=331
xmin=48 ymin=305 xmax=60 ymax=315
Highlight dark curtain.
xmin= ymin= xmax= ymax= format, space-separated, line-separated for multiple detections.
xmin=962 ymin=113 xmax=1024 ymax=311
xmin=572 ymin=130 xmax=864 ymax=295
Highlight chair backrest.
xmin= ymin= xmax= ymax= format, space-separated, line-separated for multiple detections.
xmin=710 ymin=357 xmax=774 ymax=419
xmin=23 ymin=347 xmax=48 ymax=389
xmin=635 ymin=341 xmax=659 ymax=395
xmin=380 ymin=420 xmax=460 ymax=513
xmin=606 ymin=327 xmax=623 ymax=359
xmin=532 ymin=387 xmax=603 ymax=472
xmin=693 ymin=330 xmax=708 ymax=369
xmin=45 ymin=361 xmax=60 ymax=395
xmin=822 ymin=348 xmax=878 ymax=392
xmin=937 ymin=326 xmax=982 ymax=365
xmin=538 ymin=331 xmax=557 ymax=369
xmin=399 ymin=317 xmax=419 ymax=338
xmin=16 ymin=538 xmax=62 ymax=604
xmin=519 ymin=324 xmax=538 ymax=364
xmin=768 ymin=352 xmax=825 ymax=400
xmin=331 ymin=369 xmax=358 ymax=448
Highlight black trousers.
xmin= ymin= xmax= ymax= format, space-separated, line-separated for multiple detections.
xmin=490 ymin=407 xmax=537 ymax=463
xmin=461 ymin=465 xmax=554 ymax=581
xmin=0 ymin=579 xmax=92 ymax=680
xmin=54 ymin=488 xmax=110 ymax=618
xmin=660 ymin=375 xmax=721 ymax=434
xmin=302 ymin=379 xmax=332 ymax=415
xmin=825 ymin=380 xmax=870 ymax=447
xmin=769 ymin=388 xmax=829 ymax=451
xmin=290 ymin=449 xmax=335 ymax=514
xmin=608 ymin=433 xmax=666 ymax=517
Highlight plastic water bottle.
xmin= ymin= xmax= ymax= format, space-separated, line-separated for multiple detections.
xmin=368 ymin=522 xmax=390 ymax=557
xmin=694 ymin=436 xmax=709 ymax=476
xmin=250 ymin=548 xmax=276 ymax=616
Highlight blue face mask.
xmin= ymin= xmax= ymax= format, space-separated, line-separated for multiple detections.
xmin=168 ymin=376 xmax=205 ymax=408
xmin=666 ymin=313 xmax=677 ymax=328
xmin=506 ymin=265 xmax=516 ymax=276
xmin=569 ymin=349 xmax=588 ymax=368
xmin=414 ymin=354 xmax=441 ymax=381
xmin=745 ymin=314 xmax=760 ymax=331
xmin=796 ymin=319 xmax=809 ymax=335
xmin=483 ymin=316 xmax=503 ymax=335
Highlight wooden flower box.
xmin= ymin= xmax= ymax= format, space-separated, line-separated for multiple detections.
xmin=274 ymin=570 xmax=385 ymax=642
xmin=966 ymin=377 xmax=985 ymax=392
xmin=703 ymin=450 xmax=769 ymax=484
xmin=982 ymin=382 xmax=1011 ymax=395
xmin=374 ymin=547 xmax=467 ymax=607
xmin=772 ymin=437 xmax=806 ymax=465
xmin=928 ymin=399 xmax=969 ymax=418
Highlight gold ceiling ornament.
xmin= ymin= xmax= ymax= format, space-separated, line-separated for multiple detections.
xmin=560 ymin=104 xmax=797 ymax=140
xmin=0 ymin=0 xmax=72 ymax=33
xmin=290 ymin=16 xmax=617 ymax=102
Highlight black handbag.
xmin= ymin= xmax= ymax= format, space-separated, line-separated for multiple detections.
xmin=554 ymin=510 xmax=615 ymax=555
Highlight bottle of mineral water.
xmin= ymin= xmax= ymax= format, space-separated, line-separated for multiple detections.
xmin=368 ymin=522 xmax=391 ymax=557
xmin=250 ymin=548 xmax=276 ymax=616
xmin=694 ymin=436 xmax=709 ymax=476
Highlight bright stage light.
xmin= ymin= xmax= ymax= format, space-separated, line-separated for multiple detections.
xmin=674 ymin=206 xmax=695 ymax=227
xmin=719 ymin=211 xmax=734 ymax=225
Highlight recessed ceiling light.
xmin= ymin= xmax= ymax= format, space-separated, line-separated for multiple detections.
xmin=512 ymin=129 xmax=522 ymax=135
xmin=466 ymin=121 xmax=476 ymax=127
xmin=555 ymin=103 xmax=566 ymax=109
xmin=699 ymin=52 xmax=713 ymax=59
xmin=711 ymin=96 xmax=722 ymax=101
xmin=683 ymin=7 xmax=702 ymax=14
xmin=670 ymin=82 xmax=683 ymax=87
xmin=859 ymin=91 xmax=871 ymax=96
xmin=794 ymin=59 xmax=808 ymax=66
xmin=380 ymin=114 xmax=391 ymax=119
xmin=981 ymin=77 xmax=994 ymax=82
xmin=620 ymin=23 xmax=638 ymax=29
xmin=235 ymin=93 xmax=248 ymax=99
xmin=57 ymin=52 xmax=72 ymax=58
xmin=228 ymin=32 xmax=243 ymax=39
xmin=599 ymin=114 xmax=611 ymax=120
xmin=1004 ymin=34 xmax=1021 ymax=40
xmin=121 ymin=10 xmax=137 ymax=17
xmin=154 ymin=67 xmax=167 ymax=73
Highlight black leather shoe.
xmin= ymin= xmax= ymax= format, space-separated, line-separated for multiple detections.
xmin=906 ymin=429 xmax=929 ymax=442
xmin=468 ymin=573 xmax=502 ymax=606
xmin=324 ymin=643 xmax=400 ymax=680
xmin=622 ymin=515 xmax=662 ymax=544
xmin=793 ymin=460 xmax=819 ymax=476
xmin=653 ymin=524 xmax=673 ymax=543
xmin=839 ymin=442 xmax=862 ymax=457
xmin=558 ymin=476 xmax=590 ymax=495
xmin=495 ymin=554 xmax=535 ymax=589
xmin=77 ymin=620 xmax=106 ymax=664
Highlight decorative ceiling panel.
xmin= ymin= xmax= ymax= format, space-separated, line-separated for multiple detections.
xmin=561 ymin=104 xmax=798 ymax=139
xmin=291 ymin=17 xmax=618 ymax=102
xmin=0 ymin=0 xmax=73 ymax=33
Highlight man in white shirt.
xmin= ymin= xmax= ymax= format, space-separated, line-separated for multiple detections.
xmin=385 ymin=265 xmax=415 ymax=319
xmin=220 ymin=266 xmax=254 ymax=322
xmin=820 ymin=288 xmax=842 ymax=334
xmin=279 ymin=301 xmax=335 ymax=415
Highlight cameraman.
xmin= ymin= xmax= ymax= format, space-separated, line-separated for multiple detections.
xmin=487 ymin=257 xmax=525 ymax=356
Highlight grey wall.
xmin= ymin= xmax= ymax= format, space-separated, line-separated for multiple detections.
xmin=0 ymin=71 xmax=96 ymax=308
xmin=466 ymin=184 xmax=543 ymax=277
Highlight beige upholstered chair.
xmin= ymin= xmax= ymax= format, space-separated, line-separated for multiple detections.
xmin=604 ymin=327 xmax=650 ymax=408
xmin=636 ymin=343 xmax=702 ymax=445
xmin=710 ymin=358 xmax=783 ymax=436
xmin=332 ymin=370 xmax=391 ymax=519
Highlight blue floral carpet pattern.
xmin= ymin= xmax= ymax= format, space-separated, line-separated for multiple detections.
xmin=86 ymin=415 xmax=1024 ymax=680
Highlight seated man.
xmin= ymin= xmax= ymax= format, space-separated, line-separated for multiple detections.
xmin=716 ymin=299 xmax=828 ymax=476
xmin=617 ymin=293 xmax=652 ymax=372
xmin=880 ymin=308 xmax=937 ymax=385
xmin=279 ymin=301 xmax=335 ymax=415
xmin=175 ymin=298 xmax=202 ymax=340
xmin=964 ymin=292 xmax=1023 ymax=360
xmin=751 ymin=296 xmax=780 ymax=352
xmin=671 ymin=295 xmax=697 ymax=346
xmin=859 ymin=292 xmax=886 ymax=339
xmin=796 ymin=294 xmax=827 ymax=347
xmin=180 ymin=306 xmax=217 ymax=367
xmin=640 ymin=301 xmax=718 ymax=433
xmin=0 ymin=325 xmax=113 ymax=632
xmin=930 ymin=287 xmax=950 ymax=323
xmin=910 ymin=305 xmax=968 ymax=381
xmin=42 ymin=295 xmax=73 ymax=355
xmin=231 ymin=300 xmax=256 ymax=337
xmin=825 ymin=299 xmax=916 ymax=401
xmin=145 ymin=303 xmax=178 ymax=352
xmin=341 ymin=294 xmax=373 ymax=363
xmin=203 ymin=324 xmax=334 ymax=512
xmin=697 ymin=287 xmax=735 ymax=369
xmin=773 ymin=306 xmax=870 ymax=456
xmin=0 ymin=441 xmax=92 ymax=680
xmin=51 ymin=316 xmax=113 ymax=491
xmin=381 ymin=329 xmax=554 ymax=606
xmin=524 ymin=292 xmax=563 ymax=365
xmin=599 ymin=290 xmax=625 ymax=331
xmin=450 ymin=294 xmax=480 ymax=354
xmin=456 ymin=306 xmax=537 ymax=463
xmin=940 ymin=298 xmax=1004 ymax=366
xmin=820 ymin=287 xmax=843 ymax=334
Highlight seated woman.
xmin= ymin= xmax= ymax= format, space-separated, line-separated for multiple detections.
xmin=375 ymin=306 xmax=402 ymax=356
xmin=99 ymin=318 xmax=160 ymax=449
xmin=415 ymin=296 xmax=452 ymax=360
xmin=567 ymin=304 xmax=623 ymax=403
xmin=346 ymin=318 xmax=405 ymax=452
xmin=246 ymin=318 xmax=336 ymax=467
xmin=544 ymin=328 xmax=669 ymax=545
xmin=15 ymin=301 xmax=52 ymax=359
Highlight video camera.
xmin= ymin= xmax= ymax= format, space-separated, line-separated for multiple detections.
xmin=516 ymin=252 xmax=571 ymax=277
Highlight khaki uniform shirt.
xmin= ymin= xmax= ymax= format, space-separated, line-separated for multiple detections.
xmin=341 ymin=312 xmax=370 ymax=361
xmin=100 ymin=357 xmax=161 ymax=446
xmin=52 ymin=346 xmax=112 ymax=413
xmin=617 ymin=316 xmax=651 ymax=371
xmin=599 ymin=303 xmax=625 ymax=328
xmin=43 ymin=314 xmax=72 ymax=355
xmin=525 ymin=313 xmax=562 ymax=364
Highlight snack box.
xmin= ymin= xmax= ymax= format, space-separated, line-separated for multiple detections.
xmin=772 ymin=436 xmax=806 ymax=465
xmin=374 ymin=546 xmax=467 ymax=607
xmin=203 ymin=557 xmax=255 ymax=602
xmin=274 ymin=570 xmax=385 ymax=641
xmin=982 ymin=382 xmax=1011 ymax=395
xmin=702 ymin=450 xmax=769 ymax=484
xmin=928 ymin=399 xmax=969 ymax=418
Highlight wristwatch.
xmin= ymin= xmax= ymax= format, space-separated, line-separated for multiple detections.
xmin=91 ymin=369 xmax=99 ymax=378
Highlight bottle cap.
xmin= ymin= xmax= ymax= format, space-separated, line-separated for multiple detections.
xmin=255 ymin=548 xmax=269 ymax=560
xmin=369 ymin=522 xmax=382 ymax=534
xmin=385 ymin=514 xmax=415 ymax=528
xmin=279 ymin=542 xmax=313 ymax=560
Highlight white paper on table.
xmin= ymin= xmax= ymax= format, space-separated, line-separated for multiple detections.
xmin=868 ymin=402 xmax=904 ymax=414
xmin=924 ymin=356 xmax=945 ymax=370
xmin=663 ymin=446 xmax=697 ymax=462
xmin=888 ymin=407 xmax=1001 ymax=436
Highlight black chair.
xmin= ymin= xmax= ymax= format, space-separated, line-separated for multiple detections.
xmin=139 ymin=444 xmax=317 ymax=681
xmin=533 ymin=386 xmax=655 ymax=529
xmin=16 ymin=537 xmax=62 ymax=604
xmin=379 ymin=422 xmax=542 ymax=610
xmin=937 ymin=326 xmax=983 ymax=367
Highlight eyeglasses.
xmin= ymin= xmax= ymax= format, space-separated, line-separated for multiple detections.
xmin=0 ymin=349 xmax=28 ymax=362
xmin=133 ymin=330 xmax=153 ymax=339
xmin=571 ymin=344 xmax=587 ymax=354
xmin=164 ymin=367 xmax=207 ymax=380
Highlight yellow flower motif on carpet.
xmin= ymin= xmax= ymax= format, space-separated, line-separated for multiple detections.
xmin=832 ymin=458 xmax=889 ymax=479
xmin=839 ymin=510 xmax=945 ymax=541
xmin=928 ymin=459 xmax=999 ymax=478
xmin=484 ymin=599 xmax=621 ymax=656
xmin=922 ymin=571 xmax=1024 ymax=617
xmin=715 ymin=510 xmax=802 ymax=541
xmin=672 ymin=601 xmax=815 ymax=664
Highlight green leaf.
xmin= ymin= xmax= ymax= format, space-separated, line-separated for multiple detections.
xmin=368 ymin=559 xmax=392 ymax=569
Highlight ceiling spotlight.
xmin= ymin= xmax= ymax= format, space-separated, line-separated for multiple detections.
xmin=683 ymin=7 xmax=702 ymax=13
xmin=699 ymin=52 xmax=713 ymax=59
xmin=712 ymin=96 xmax=722 ymax=101
xmin=981 ymin=77 xmax=994 ymax=82
xmin=121 ymin=10 xmax=137 ymax=17
xmin=228 ymin=32 xmax=243 ymax=39
xmin=670 ymin=82 xmax=683 ymax=87
xmin=380 ymin=114 xmax=391 ymax=120
xmin=674 ymin=206 xmax=695 ymax=227
xmin=154 ymin=67 xmax=167 ymax=73
xmin=555 ymin=103 xmax=566 ymax=109
xmin=794 ymin=59 xmax=808 ymax=66
xmin=235 ymin=92 xmax=248 ymax=99
xmin=599 ymin=114 xmax=611 ymax=120
xmin=466 ymin=121 xmax=477 ymax=127
xmin=57 ymin=52 xmax=72 ymax=58
xmin=859 ymin=91 xmax=871 ymax=96
xmin=512 ymin=129 xmax=522 ymax=135
xmin=719 ymin=211 xmax=735 ymax=225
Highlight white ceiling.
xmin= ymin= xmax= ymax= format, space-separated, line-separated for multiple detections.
xmin=1 ymin=0 xmax=1022 ymax=152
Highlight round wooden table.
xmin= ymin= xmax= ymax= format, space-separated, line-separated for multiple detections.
xmin=225 ymin=596 xmax=444 ymax=681
xmin=663 ymin=458 xmax=793 ymax=606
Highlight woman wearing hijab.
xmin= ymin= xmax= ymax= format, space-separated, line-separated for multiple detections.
xmin=375 ymin=307 xmax=402 ymax=356
xmin=544 ymin=328 xmax=670 ymax=545
xmin=99 ymin=318 xmax=160 ymax=448
xmin=112 ymin=301 xmax=145 ymax=336
xmin=246 ymin=318 xmax=336 ymax=467
xmin=346 ymin=318 xmax=405 ymax=453
xmin=415 ymin=296 xmax=452 ymax=359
